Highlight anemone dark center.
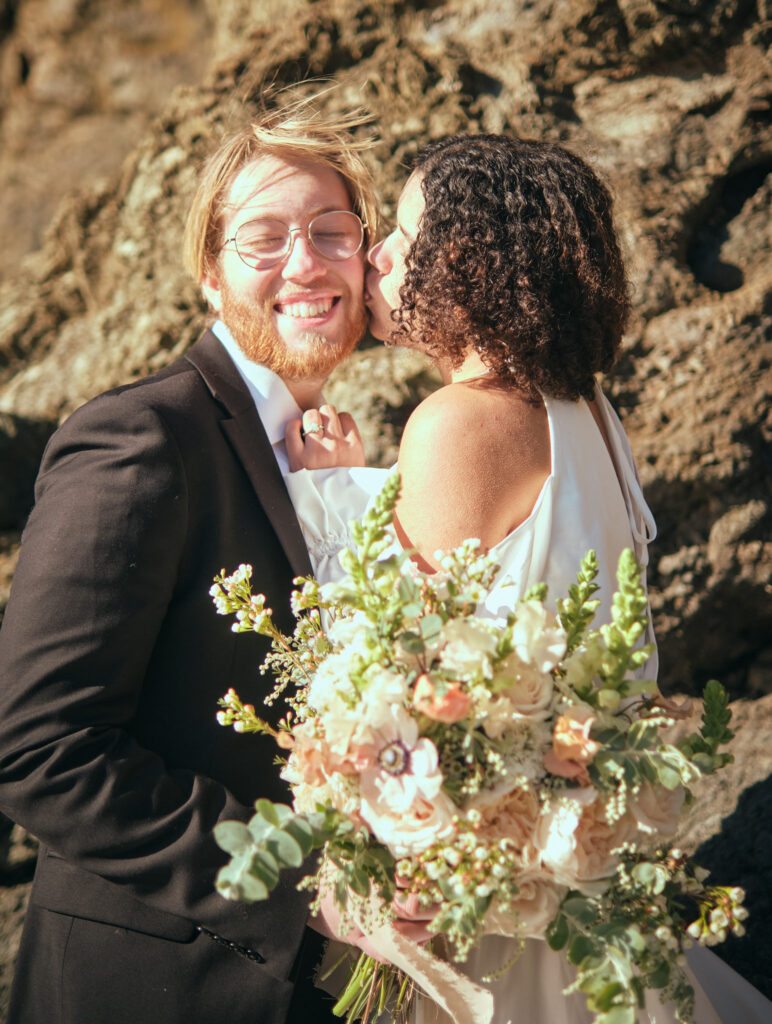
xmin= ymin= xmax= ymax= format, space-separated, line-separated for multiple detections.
xmin=378 ymin=740 xmax=411 ymax=775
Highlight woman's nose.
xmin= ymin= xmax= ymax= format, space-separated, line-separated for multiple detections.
xmin=367 ymin=239 xmax=386 ymax=269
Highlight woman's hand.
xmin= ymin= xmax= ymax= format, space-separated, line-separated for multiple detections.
xmin=285 ymin=404 xmax=365 ymax=471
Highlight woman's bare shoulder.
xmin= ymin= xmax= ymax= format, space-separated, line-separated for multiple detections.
xmin=401 ymin=383 xmax=546 ymax=463
xmin=395 ymin=384 xmax=550 ymax=565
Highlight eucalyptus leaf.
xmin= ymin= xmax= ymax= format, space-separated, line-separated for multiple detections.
xmin=255 ymin=799 xmax=281 ymax=826
xmin=250 ymin=849 xmax=280 ymax=890
xmin=216 ymin=852 xmax=269 ymax=901
xmin=657 ymin=764 xmax=682 ymax=790
xmin=214 ymin=820 xmax=252 ymax=856
xmin=400 ymin=603 xmax=423 ymax=619
xmin=335 ymin=875 xmax=348 ymax=909
xmin=284 ymin=817 xmax=316 ymax=856
xmin=247 ymin=815 xmax=273 ymax=844
xmin=419 ymin=613 xmax=443 ymax=640
xmin=349 ymin=865 xmax=371 ymax=898
xmin=594 ymin=981 xmax=626 ymax=1012
xmin=568 ymin=934 xmax=599 ymax=965
xmin=265 ymin=829 xmax=304 ymax=868
xmin=563 ymin=896 xmax=598 ymax=926
xmin=399 ymin=631 xmax=425 ymax=654
xmin=546 ymin=914 xmax=569 ymax=950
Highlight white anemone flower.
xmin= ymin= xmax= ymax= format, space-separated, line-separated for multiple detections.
xmin=360 ymin=707 xmax=443 ymax=815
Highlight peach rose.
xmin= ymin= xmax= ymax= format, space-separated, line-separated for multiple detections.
xmin=413 ymin=673 xmax=473 ymax=723
xmin=473 ymin=786 xmax=540 ymax=854
xmin=288 ymin=723 xmax=375 ymax=785
xmin=543 ymin=704 xmax=600 ymax=785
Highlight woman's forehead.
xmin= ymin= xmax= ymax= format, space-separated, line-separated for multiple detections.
xmin=396 ymin=172 xmax=425 ymax=236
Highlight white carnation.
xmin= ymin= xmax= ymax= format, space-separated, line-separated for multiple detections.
xmin=509 ymin=600 xmax=567 ymax=673
xmin=438 ymin=618 xmax=498 ymax=680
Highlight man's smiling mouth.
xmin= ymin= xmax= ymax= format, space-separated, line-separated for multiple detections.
xmin=274 ymin=296 xmax=338 ymax=318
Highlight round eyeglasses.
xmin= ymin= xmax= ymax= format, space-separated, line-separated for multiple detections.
xmin=222 ymin=210 xmax=366 ymax=269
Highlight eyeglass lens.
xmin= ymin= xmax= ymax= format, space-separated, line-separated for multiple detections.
xmin=233 ymin=211 xmax=363 ymax=266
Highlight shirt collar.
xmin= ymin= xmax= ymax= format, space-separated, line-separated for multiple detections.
xmin=210 ymin=320 xmax=302 ymax=447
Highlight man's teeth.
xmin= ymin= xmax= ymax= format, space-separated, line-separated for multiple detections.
xmin=277 ymin=299 xmax=334 ymax=318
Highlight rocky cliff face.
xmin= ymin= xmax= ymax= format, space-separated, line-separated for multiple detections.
xmin=1 ymin=0 xmax=770 ymax=695
xmin=0 ymin=0 xmax=770 ymax=1015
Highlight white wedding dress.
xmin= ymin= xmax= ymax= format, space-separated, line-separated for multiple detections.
xmin=284 ymin=385 xmax=771 ymax=1023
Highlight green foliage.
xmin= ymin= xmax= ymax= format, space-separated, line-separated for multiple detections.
xmin=215 ymin=801 xmax=337 ymax=901
xmin=679 ymin=679 xmax=734 ymax=773
xmin=214 ymin=800 xmax=397 ymax=912
xmin=557 ymin=549 xmax=601 ymax=653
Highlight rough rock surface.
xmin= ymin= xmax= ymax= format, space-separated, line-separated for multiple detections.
xmin=0 ymin=0 xmax=770 ymax=1017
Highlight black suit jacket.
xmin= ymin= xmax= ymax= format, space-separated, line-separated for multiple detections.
xmin=0 ymin=331 xmax=334 ymax=1023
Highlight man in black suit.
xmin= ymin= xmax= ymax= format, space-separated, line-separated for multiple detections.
xmin=0 ymin=103 xmax=376 ymax=1023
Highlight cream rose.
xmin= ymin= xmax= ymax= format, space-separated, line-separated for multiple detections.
xmin=491 ymin=657 xmax=554 ymax=720
xmin=484 ymin=871 xmax=565 ymax=940
xmin=288 ymin=771 xmax=361 ymax=819
xmin=629 ymin=782 xmax=685 ymax=837
xmin=359 ymin=789 xmax=457 ymax=857
xmin=534 ymin=790 xmax=636 ymax=889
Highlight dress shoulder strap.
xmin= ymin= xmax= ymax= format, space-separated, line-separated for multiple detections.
xmin=592 ymin=382 xmax=657 ymax=567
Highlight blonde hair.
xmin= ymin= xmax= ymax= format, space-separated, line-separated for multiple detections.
xmin=183 ymin=97 xmax=378 ymax=282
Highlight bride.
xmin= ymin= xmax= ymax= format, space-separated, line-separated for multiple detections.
xmin=282 ymin=134 xmax=771 ymax=1023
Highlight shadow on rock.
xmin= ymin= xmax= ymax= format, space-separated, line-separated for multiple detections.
xmin=694 ymin=774 xmax=772 ymax=999
xmin=0 ymin=413 xmax=56 ymax=531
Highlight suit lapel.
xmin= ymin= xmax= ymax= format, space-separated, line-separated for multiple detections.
xmin=185 ymin=330 xmax=313 ymax=579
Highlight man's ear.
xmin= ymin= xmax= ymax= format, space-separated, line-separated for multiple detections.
xmin=201 ymin=264 xmax=223 ymax=313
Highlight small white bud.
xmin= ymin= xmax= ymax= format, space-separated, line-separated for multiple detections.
xmin=710 ymin=908 xmax=729 ymax=930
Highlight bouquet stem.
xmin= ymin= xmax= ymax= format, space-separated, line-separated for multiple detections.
xmin=332 ymin=952 xmax=413 ymax=1024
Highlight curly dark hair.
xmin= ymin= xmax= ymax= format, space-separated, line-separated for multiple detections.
xmin=393 ymin=134 xmax=630 ymax=401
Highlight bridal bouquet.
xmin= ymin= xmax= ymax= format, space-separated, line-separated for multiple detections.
xmin=211 ymin=474 xmax=744 ymax=1024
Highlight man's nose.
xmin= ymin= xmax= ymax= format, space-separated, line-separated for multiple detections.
xmin=283 ymin=230 xmax=324 ymax=278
